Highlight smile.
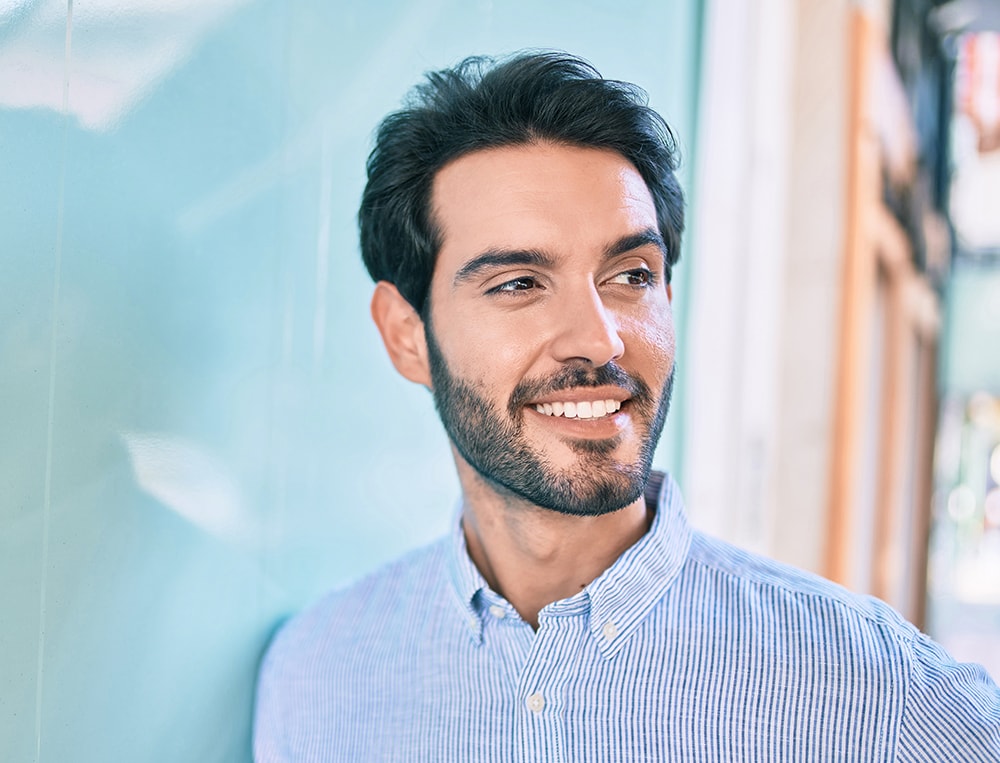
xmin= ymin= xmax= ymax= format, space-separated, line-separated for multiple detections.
xmin=532 ymin=399 xmax=623 ymax=420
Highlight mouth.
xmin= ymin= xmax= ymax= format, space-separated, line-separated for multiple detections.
xmin=531 ymin=398 xmax=625 ymax=420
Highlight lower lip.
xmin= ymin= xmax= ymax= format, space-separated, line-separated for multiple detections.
xmin=525 ymin=405 xmax=631 ymax=437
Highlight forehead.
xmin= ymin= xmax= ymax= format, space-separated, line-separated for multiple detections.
xmin=430 ymin=143 xmax=659 ymax=275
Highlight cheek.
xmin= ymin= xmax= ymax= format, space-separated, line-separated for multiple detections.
xmin=435 ymin=311 xmax=539 ymax=384
xmin=623 ymin=305 xmax=675 ymax=372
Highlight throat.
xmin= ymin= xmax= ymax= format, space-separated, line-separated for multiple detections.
xmin=459 ymin=487 xmax=651 ymax=628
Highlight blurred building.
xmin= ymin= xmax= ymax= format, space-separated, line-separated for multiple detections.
xmin=685 ymin=0 xmax=1000 ymax=675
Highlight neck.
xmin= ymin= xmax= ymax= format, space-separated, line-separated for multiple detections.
xmin=456 ymin=457 xmax=652 ymax=629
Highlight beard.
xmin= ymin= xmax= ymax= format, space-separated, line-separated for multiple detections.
xmin=424 ymin=324 xmax=674 ymax=516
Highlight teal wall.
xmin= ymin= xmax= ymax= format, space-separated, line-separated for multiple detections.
xmin=0 ymin=1 xmax=702 ymax=759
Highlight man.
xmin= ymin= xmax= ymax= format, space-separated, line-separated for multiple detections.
xmin=254 ymin=51 xmax=1000 ymax=761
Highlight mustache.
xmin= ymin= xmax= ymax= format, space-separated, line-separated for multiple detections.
xmin=507 ymin=362 xmax=651 ymax=417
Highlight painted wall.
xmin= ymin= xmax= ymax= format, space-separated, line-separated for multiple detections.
xmin=684 ymin=0 xmax=847 ymax=576
xmin=0 ymin=1 xmax=702 ymax=759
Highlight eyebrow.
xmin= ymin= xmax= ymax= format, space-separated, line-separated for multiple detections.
xmin=606 ymin=228 xmax=668 ymax=259
xmin=451 ymin=227 xmax=667 ymax=287
xmin=452 ymin=248 xmax=555 ymax=286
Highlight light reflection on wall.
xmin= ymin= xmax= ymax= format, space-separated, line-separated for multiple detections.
xmin=123 ymin=432 xmax=255 ymax=544
xmin=0 ymin=0 xmax=249 ymax=131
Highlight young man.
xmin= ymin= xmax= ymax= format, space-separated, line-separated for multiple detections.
xmin=254 ymin=52 xmax=1000 ymax=761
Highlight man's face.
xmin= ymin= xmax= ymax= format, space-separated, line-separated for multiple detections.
xmin=424 ymin=142 xmax=676 ymax=516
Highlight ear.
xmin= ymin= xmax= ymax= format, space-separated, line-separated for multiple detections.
xmin=667 ymin=283 xmax=673 ymax=302
xmin=370 ymin=281 xmax=432 ymax=387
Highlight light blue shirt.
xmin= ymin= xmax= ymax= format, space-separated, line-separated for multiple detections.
xmin=254 ymin=474 xmax=1000 ymax=761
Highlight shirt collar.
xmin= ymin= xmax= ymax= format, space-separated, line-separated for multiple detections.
xmin=583 ymin=471 xmax=692 ymax=658
xmin=446 ymin=508 xmax=490 ymax=645
xmin=445 ymin=471 xmax=693 ymax=653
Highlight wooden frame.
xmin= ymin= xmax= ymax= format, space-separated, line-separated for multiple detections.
xmin=825 ymin=8 xmax=942 ymax=627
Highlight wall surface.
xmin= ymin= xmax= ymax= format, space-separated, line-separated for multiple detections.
xmin=687 ymin=0 xmax=796 ymax=554
xmin=0 ymin=1 xmax=702 ymax=759
xmin=770 ymin=0 xmax=848 ymax=573
xmin=686 ymin=0 xmax=842 ymax=570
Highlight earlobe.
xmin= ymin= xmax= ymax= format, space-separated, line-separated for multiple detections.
xmin=667 ymin=283 xmax=673 ymax=302
xmin=370 ymin=281 xmax=432 ymax=387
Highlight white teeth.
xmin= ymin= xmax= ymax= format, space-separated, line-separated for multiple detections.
xmin=532 ymin=399 xmax=623 ymax=420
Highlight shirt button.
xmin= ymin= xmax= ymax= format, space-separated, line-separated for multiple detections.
xmin=602 ymin=621 xmax=618 ymax=641
xmin=526 ymin=692 xmax=545 ymax=713
xmin=488 ymin=605 xmax=505 ymax=619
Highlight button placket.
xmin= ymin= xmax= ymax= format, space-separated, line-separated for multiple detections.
xmin=514 ymin=616 xmax=580 ymax=763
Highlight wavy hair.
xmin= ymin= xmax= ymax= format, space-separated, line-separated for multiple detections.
xmin=358 ymin=51 xmax=685 ymax=314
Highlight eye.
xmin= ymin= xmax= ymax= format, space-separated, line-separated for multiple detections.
xmin=608 ymin=268 xmax=656 ymax=287
xmin=488 ymin=276 xmax=540 ymax=294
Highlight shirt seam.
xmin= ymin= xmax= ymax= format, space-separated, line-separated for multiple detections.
xmin=687 ymin=535 xmax=919 ymax=639
xmin=894 ymin=635 xmax=917 ymax=762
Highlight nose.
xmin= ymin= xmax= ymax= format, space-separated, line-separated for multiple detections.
xmin=549 ymin=284 xmax=625 ymax=367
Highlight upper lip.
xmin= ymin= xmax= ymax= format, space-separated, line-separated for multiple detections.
xmin=527 ymin=386 xmax=631 ymax=406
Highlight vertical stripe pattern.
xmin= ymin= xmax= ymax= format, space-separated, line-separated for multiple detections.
xmin=254 ymin=475 xmax=1000 ymax=762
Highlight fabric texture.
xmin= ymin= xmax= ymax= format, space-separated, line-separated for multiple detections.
xmin=254 ymin=474 xmax=1000 ymax=762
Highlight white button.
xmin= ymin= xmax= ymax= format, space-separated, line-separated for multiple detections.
xmin=489 ymin=605 xmax=506 ymax=619
xmin=526 ymin=692 xmax=545 ymax=713
xmin=602 ymin=621 xmax=618 ymax=641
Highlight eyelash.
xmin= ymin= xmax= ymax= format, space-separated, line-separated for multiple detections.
xmin=488 ymin=276 xmax=539 ymax=294
xmin=486 ymin=268 xmax=659 ymax=294
xmin=487 ymin=268 xmax=657 ymax=295
xmin=612 ymin=268 xmax=657 ymax=287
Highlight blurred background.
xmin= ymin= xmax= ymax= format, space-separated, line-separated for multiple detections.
xmin=1 ymin=0 xmax=997 ymax=760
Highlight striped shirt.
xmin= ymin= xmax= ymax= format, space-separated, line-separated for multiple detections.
xmin=254 ymin=473 xmax=1000 ymax=761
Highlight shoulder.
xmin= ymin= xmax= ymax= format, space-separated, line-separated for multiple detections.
xmin=897 ymin=631 xmax=1000 ymax=760
xmin=685 ymin=530 xmax=919 ymax=635
xmin=253 ymin=538 xmax=452 ymax=759
xmin=265 ymin=537 xmax=450 ymax=669
xmin=683 ymin=532 xmax=1000 ymax=757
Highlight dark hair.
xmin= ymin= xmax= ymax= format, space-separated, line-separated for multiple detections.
xmin=358 ymin=50 xmax=685 ymax=314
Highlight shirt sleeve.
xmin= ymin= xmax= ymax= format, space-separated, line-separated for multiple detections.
xmin=897 ymin=632 xmax=1000 ymax=761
